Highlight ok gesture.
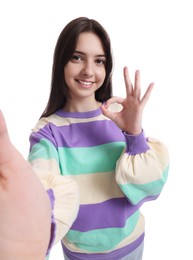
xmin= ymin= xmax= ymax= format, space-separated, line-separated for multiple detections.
xmin=101 ymin=67 xmax=154 ymax=135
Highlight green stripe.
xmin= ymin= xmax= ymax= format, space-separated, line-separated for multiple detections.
xmin=58 ymin=142 xmax=125 ymax=175
xmin=28 ymin=139 xmax=125 ymax=175
xmin=28 ymin=139 xmax=59 ymax=163
xmin=120 ymin=166 xmax=169 ymax=204
xmin=66 ymin=210 xmax=139 ymax=252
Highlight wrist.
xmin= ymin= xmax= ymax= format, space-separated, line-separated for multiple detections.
xmin=123 ymin=128 xmax=142 ymax=136
xmin=123 ymin=129 xmax=150 ymax=155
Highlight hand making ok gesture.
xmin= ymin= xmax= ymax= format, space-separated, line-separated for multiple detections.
xmin=101 ymin=67 xmax=154 ymax=135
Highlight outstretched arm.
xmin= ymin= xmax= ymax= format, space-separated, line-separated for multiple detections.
xmin=0 ymin=110 xmax=51 ymax=260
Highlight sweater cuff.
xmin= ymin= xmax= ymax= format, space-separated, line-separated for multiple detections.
xmin=123 ymin=130 xmax=150 ymax=155
xmin=46 ymin=189 xmax=56 ymax=256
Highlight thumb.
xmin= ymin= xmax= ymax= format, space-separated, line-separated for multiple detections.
xmin=0 ymin=110 xmax=12 ymax=165
xmin=0 ymin=110 xmax=8 ymax=137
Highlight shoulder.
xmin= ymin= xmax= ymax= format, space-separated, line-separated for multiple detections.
xmin=31 ymin=113 xmax=61 ymax=132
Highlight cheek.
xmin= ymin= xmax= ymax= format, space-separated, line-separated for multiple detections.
xmin=64 ymin=65 xmax=72 ymax=83
xmin=97 ymin=68 xmax=106 ymax=82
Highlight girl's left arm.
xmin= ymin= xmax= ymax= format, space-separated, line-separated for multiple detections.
xmin=115 ymin=130 xmax=169 ymax=205
xmin=101 ymin=67 xmax=169 ymax=205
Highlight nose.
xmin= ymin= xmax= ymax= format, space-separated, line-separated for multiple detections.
xmin=82 ymin=60 xmax=94 ymax=78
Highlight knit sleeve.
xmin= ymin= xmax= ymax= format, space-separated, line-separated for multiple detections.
xmin=115 ymin=130 xmax=169 ymax=205
xmin=28 ymin=128 xmax=79 ymax=248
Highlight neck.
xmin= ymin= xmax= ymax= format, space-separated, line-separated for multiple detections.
xmin=63 ymin=98 xmax=101 ymax=113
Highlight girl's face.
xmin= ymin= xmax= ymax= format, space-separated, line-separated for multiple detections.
xmin=64 ymin=32 xmax=106 ymax=104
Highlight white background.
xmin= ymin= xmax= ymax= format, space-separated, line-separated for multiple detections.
xmin=0 ymin=0 xmax=192 ymax=259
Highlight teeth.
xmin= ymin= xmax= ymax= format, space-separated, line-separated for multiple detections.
xmin=79 ymin=80 xmax=92 ymax=86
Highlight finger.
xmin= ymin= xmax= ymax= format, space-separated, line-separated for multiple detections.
xmin=134 ymin=70 xmax=141 ymax=99
xmin=0 ymin=110 xmax=8 ymax=136
xmin=101 ymin=104 xmax=117 ymax=121
xmin=123 ymin=66 xmax=133 ymax=97
xmin=0 ymin=110 xmax=26 ymax=179
xmin=141 ymin=82 xmax=154 ymax=107
xmin=0 ymin=110 xmax=12 ymax=166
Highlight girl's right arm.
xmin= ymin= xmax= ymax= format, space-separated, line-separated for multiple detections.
xmin=28 ymin=125 xmax=79 ymax=255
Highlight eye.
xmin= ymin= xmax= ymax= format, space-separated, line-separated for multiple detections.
xmin=95 ymin=59 xmax=106 ymax=65
xmin=71 ymin=55 xmax=83 ymax=62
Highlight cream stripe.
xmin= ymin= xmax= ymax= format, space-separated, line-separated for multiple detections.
xmin=62 ymin=213 xmax=144 ymax=254
xmin=72 ymin=171 xmax=125 ymax=204
xmin=32 ymin=113 xmax=109 ymax=132
xmin=116 ymin=138 xmax=169 ymax=185
xmin=31 ymin=158 xmax=125 ymax=204
xmin=32 ymin=103 xmax=121 ymax=132
xmin=30 ymin=158 xmax=61 ymax=175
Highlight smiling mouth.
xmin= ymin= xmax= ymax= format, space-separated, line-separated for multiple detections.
xmin=76 ymin=79 xmax=94 ymax=87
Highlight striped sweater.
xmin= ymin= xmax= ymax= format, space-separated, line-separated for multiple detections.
xmin=28 ymin=105 xmax=169 ymax=259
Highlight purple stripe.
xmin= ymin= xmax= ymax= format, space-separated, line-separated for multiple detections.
xmin=124 ymin=130 xmax=150 ymax=155
xmin=29 ymin=124 xmax=58 ymax=151
xmin=71 ymin=197 xmax=139 ymax=232
xmin=46 ymin=189 xmax=56 ymax=256
xmin=62 ymin=233 xmax=145 ymax=260
xmin=30 ymin=120 xmax=125 ymax=149
xmin=71 ymin=194 xmax=159 ymax=232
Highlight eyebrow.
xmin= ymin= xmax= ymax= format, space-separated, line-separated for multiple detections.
xmin=74 ymin=50 xmax=106 ymax=58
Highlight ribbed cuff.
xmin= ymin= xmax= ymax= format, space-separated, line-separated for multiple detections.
xmin=123 ymin=130 xmax=150 ymax=155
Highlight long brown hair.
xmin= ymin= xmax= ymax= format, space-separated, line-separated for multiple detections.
xmin=40 ymin=17 xmax=113 ymax=118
